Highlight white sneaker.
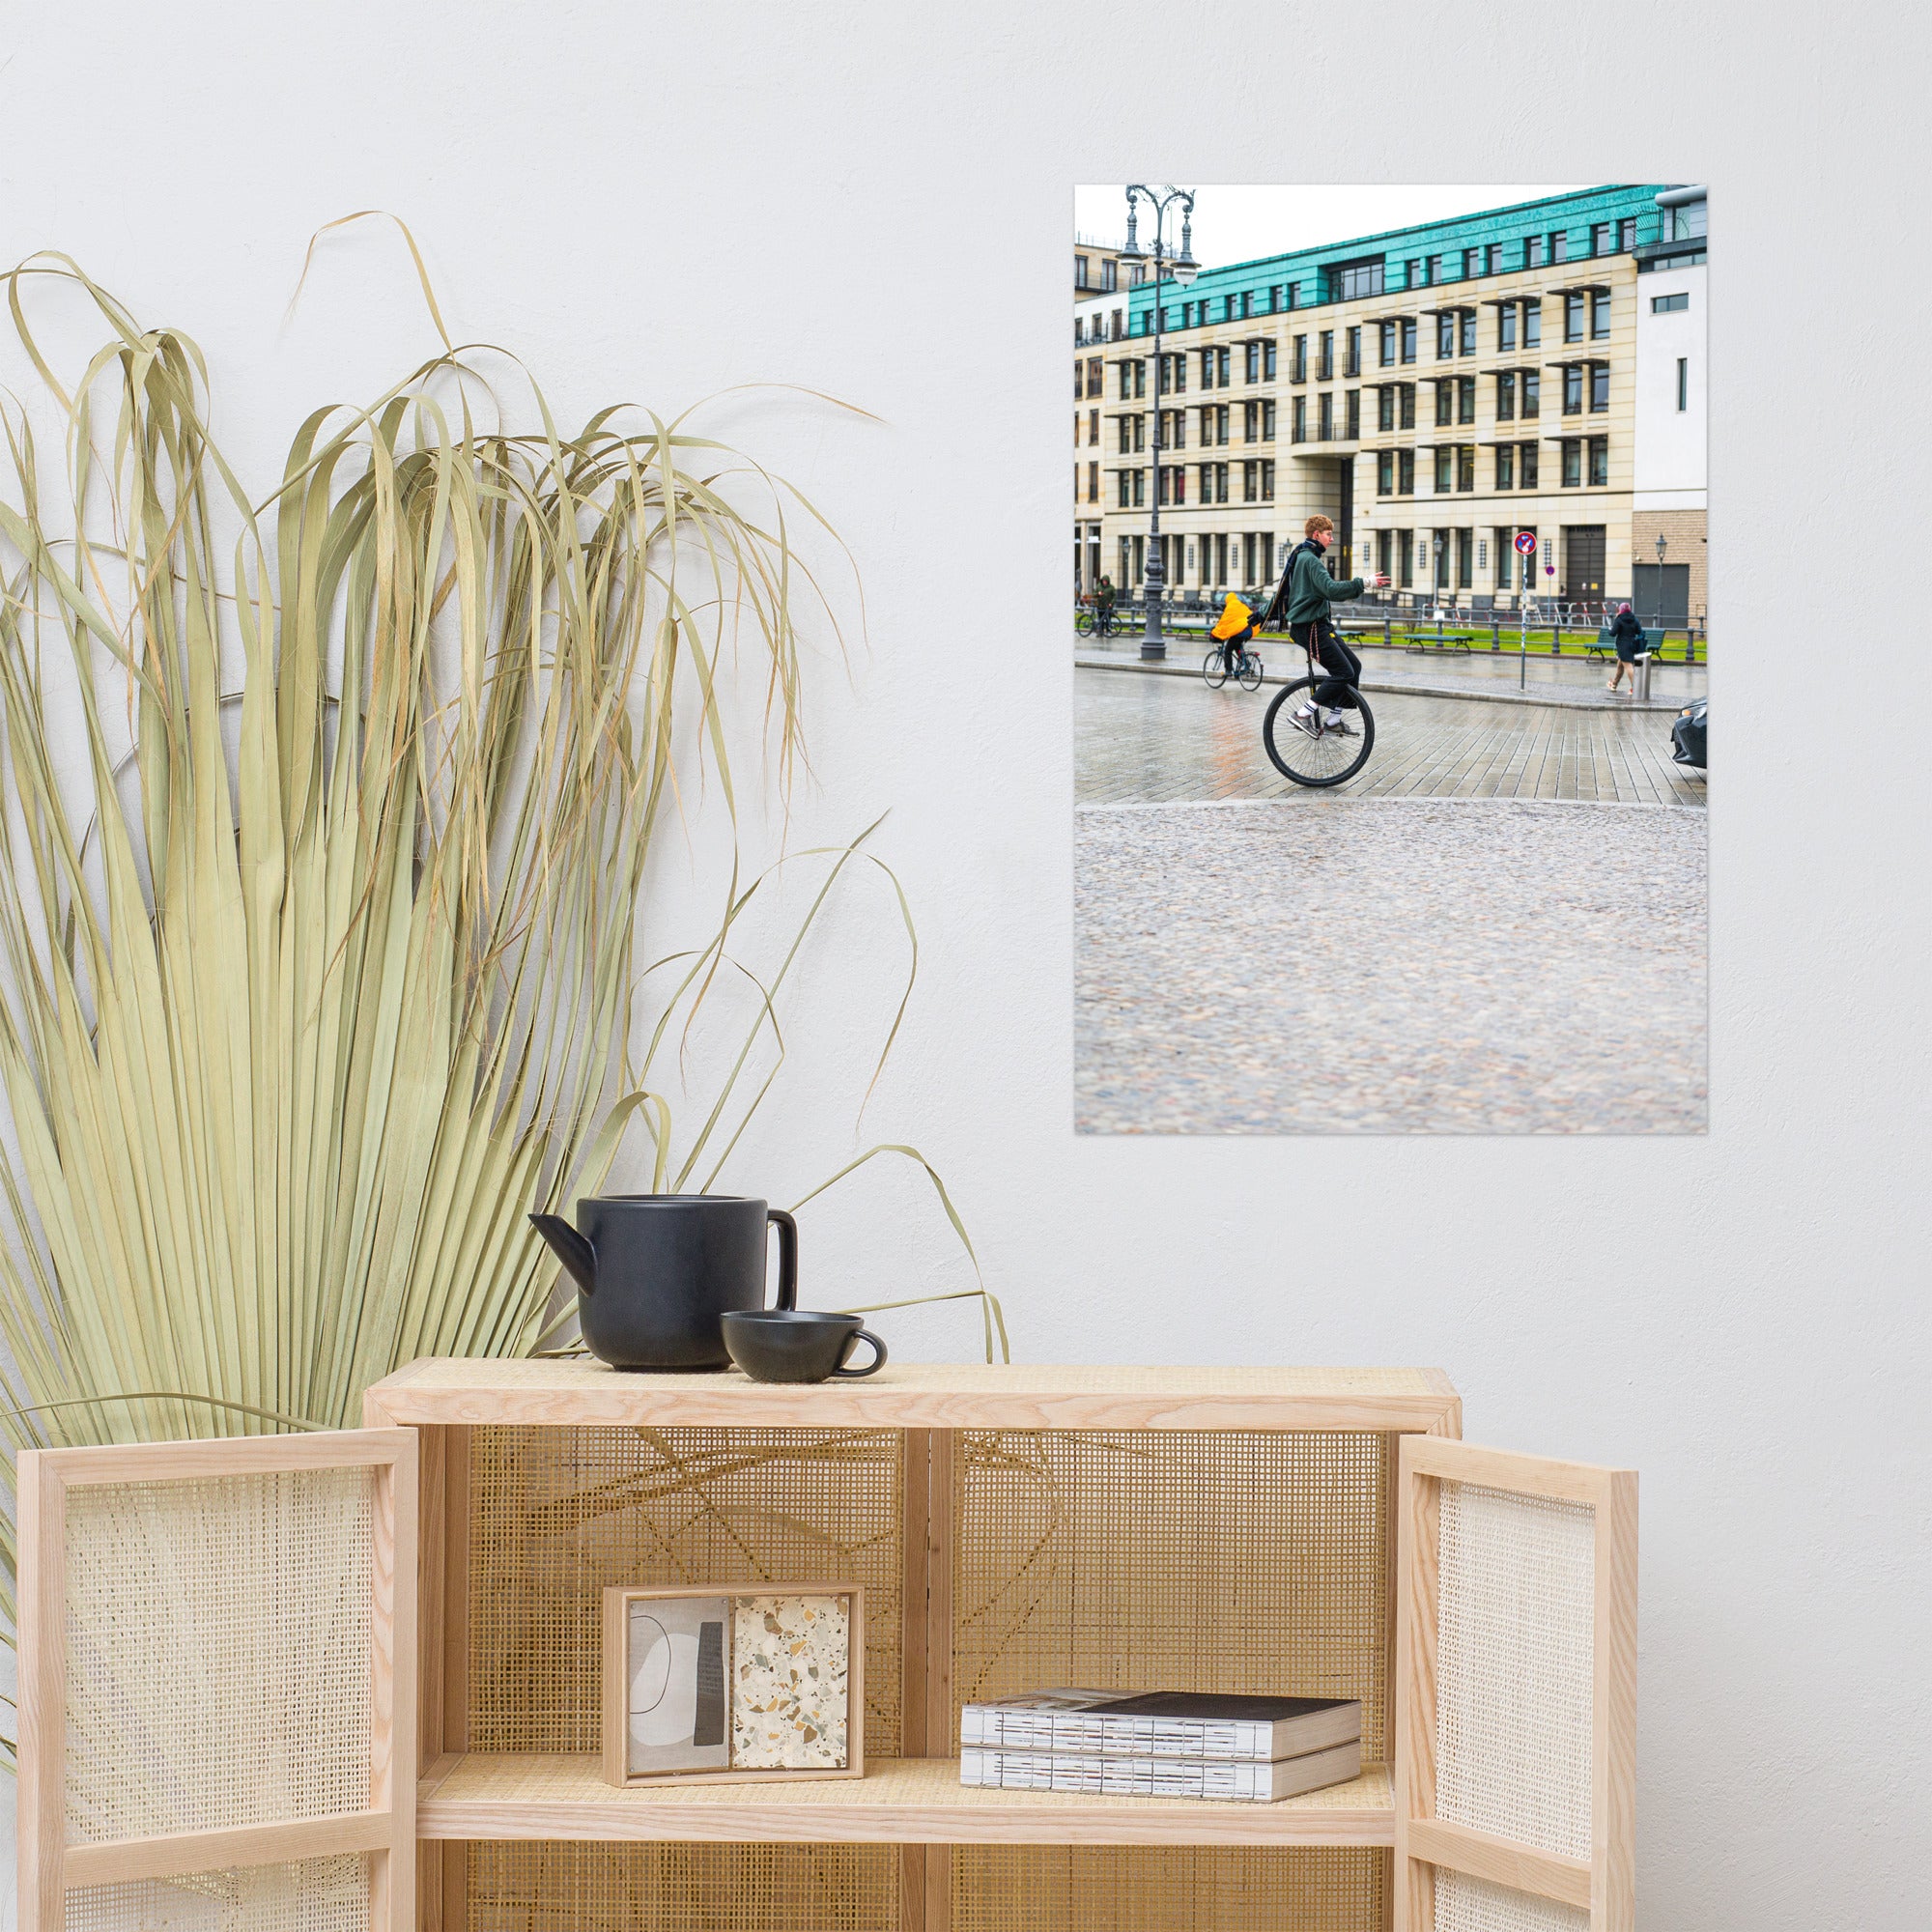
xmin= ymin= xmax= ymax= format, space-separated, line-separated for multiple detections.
xmin=1290 ymin=703 xmax=1321 ymax=738
xmin=1322 ymin=707 xmax=1346 ymax=727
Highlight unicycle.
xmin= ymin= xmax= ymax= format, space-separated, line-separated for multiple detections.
xmin=1263 ymin=657 xmax=1376 ymax=786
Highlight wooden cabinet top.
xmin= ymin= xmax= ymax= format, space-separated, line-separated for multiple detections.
xmin=364 ymin=1358 xmax=1461 ymax=1433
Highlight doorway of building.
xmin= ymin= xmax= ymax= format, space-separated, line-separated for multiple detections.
xmin=1632 ymin=562 xmax=1690 ymax=627
xmin=1562 ymin=525 xmax=1605 ymax=603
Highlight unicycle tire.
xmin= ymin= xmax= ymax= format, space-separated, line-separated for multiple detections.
xmin=1263 ymin=676 xmax=1376 ymax=787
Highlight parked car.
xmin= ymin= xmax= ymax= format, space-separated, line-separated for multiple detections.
xmin=1671 ymin=696 xmax=1707 ymax=770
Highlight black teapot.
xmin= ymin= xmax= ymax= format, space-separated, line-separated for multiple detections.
xmin=529 ymin=1194 xmax=797 ymax=1371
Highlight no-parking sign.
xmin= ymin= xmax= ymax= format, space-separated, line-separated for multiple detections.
xmin=1514 ymin=530 xmax=1537 ymax=555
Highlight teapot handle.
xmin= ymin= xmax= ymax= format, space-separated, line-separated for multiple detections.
xmin=767 ymin=1208 xmax=798 ymax=1311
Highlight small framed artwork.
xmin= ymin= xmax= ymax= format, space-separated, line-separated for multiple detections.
xmin=601 ymin=1583 xmax=865 ymax=1787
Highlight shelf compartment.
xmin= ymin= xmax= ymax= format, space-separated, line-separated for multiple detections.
xmin=416 ymin=1754 xmax=1395 ymax=1848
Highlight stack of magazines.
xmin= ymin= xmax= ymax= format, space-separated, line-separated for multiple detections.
xmin=958 ymin=1689 xmax=1362 ymax=1804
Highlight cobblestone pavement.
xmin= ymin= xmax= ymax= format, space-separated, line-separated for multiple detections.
xmin=1075 ymin=799 xmax=1708 ymax=1134
xmin=1077 ymin=666 xmax=1706 ymax=807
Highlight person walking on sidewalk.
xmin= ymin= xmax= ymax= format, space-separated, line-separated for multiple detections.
xmin=1262 ymin=515 xmax=1387 ymax=732
xmin=1605 ymin=601 xmax=1647 ymax=694
xmin=1094 ymin=574 xmax=1117 ymax=635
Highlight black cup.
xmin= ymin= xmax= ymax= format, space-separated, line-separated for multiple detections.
xmin=720 ymin=1310 xmax=888 ymax=1384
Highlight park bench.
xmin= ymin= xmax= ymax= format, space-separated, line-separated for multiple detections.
xmin=1589 ymin=625 xmax=1664 ymax=660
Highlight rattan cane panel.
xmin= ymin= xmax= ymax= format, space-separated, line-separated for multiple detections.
xmin=469 ymin=1427 xmax=902 ymax=1756
xmin=466 ymin=1840 xmax=898 ymax=1932
xmin=952 ymin=1846 xmax=1387 ymax=1932
xmin=1435 ymin=1482 xmax=1595 ymax=1861
xmin=1434 ymin=1870 xmax=1589 ymax=1932
xmin=64 ymin=1855 xmax=370 ymax=1932
xmin=62 ymin=1470 xmax=375 ymax=1842
xmin=952 ymin=1431 xmax=1393 ymax=1759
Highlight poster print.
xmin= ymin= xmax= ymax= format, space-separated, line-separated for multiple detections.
xmin=1073 ymin=185 xmax=1708 ymax=1133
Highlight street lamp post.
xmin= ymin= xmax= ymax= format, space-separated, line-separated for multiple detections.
xmin=1121 ymin=185 xmax=1199 ymax=662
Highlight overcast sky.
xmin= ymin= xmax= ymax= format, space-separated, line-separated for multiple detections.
xmin=1074 ymin=185 xmax=1599 ymax=271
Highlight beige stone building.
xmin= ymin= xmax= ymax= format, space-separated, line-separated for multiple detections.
xmin=1075 ymin=186 xmax=1707 ymax=625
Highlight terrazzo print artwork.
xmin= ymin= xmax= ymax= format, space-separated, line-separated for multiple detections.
xmin=730 ymin=1594 xmax=851 ymax=1770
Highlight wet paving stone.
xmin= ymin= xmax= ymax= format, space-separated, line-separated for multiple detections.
xmin=1075 ymin=798 xmax=1708 ymax=1135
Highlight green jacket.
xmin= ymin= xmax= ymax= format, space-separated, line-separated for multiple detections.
xmin=1276 ymin=541 xmax=1363 ymax=625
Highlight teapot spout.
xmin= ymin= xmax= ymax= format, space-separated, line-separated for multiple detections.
xmin=529 ymin=1213 xmax=598 ymax=1296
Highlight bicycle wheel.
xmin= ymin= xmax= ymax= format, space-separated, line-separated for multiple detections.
xmin=1263 ymin=676 xmax=1376 ymax=787
xmin=1202 ymin=648 xmax=1229 ymax=690
xmin=1237 ymin=651 xmax=1264 ymax=692
xmin=1075 ymin=610 xmax=1095 ymax=636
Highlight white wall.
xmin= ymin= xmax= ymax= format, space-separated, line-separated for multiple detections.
xmin=3 ymin=5 xmax=1929 ymax=1929
xmin=1634 ymin=261 xmax=1708 ymax=501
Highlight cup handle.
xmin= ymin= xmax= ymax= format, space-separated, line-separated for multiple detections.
xmin=767 ymin=1208 xmax=798 ymax=1311
xmin=831 ymin=1328 xmax=887 ymax=1378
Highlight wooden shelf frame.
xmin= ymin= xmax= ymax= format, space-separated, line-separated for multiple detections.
xmin=359 ymin=1358 xmax=1464 ymax=1932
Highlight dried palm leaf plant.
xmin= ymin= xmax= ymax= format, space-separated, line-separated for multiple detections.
xmin=0 ymin=236 xmax=1002 ymax=1764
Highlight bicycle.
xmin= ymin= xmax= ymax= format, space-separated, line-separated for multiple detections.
xmin=1262 ymin=642 xmax=1376 ymax=786
xmin=1202 ymin=640 xmax=1264 ymax=692
xmin=1075 ymin=605 xmax=1122 ymax=638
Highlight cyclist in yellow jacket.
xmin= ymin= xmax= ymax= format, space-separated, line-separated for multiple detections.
xmin=1208 ymin=591 xmax=1258 ymax=677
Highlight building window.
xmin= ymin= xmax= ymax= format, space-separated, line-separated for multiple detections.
xmin=1653 ymin=291 xmax=1689 ymax=314
xmin=1075 ymin=254 xmax=1090 ymax=290
xmin=1216 ymin=403 xmax=1230 ymax=445
xmin=1074 ymin=363 xmax=1084 ymax=399
xmin=1520 ymin=441 xmax=1538 ymax=489
xmin=1588 ymin=437 xmax=1608 ymax=487
xmin=1244 ymin=399 xmax=1258 ymax=440
xmin=1591 ymin=222 xmax=1612 ymax=256
xmin=1457 ymin=527 xmax=1473 ymax=587
xmin=1464 ymin=246 xmax=1481 ymax=278
xmin=1498 ymin=302 xmax=1517 ymax=353
xmin=1405 ymin=259 xmax=1422 ymax=289
xmin=1283 ymin=281 xmax=1297 ymax=309
xmin=1564 ymin=293 xmax=1585 ymax=343
xmin=1397 ymin=527 xmax=1414 ymax=585
xmin=1346 ymin=327 xmax=1362 ymax=378
xmin=1245 ymin=341 xmax=1261 ymax=383
xmin=1116 ymin=470 xmax=1130 ymax=508
xmin=1378 ymin=386 xmax=1396 ymax=434
xmin=1495 ymin=443 xmax=1515 ymax=491
xmin=1379 ymin=320 xmax=1397 ymax=366
xmin=1590 ymin=291 xmax=1610 ymax=338
xmin=1495 ymin=526 xmax=1513 ymax=588
xmin=1670 ymin=201 xmax=1708 ymax=242
xmin=1401 ymin=317 xmax=1417 ymax=363
xmin=1345 ymin=390 xmax=1360 ymax=439
xmin=1590 ymin=364 xmax=1609 ymax=412
xmin=1398 ymin=448 xmax=1415 ymax=496
xmin=1135 ymin=360 xmax=1148 ymax=398
xmin=1523 ymin=298 xmax=1542 ymax=349
xmin=1292 ymin=334 xmax=1307 ymax=383
xmin=1400 ymin=384 xmax=1416 ymax=430
xmin=1199 ymin=348 xmax=1212 ymax=388
xmin=1102 ymin=259 xmax=1118 ymax=292
xmin=1487 ymin=242 xmax=1503 ymax=274
xmin=1116 ymin=417 xmax=1130 ymax=455
xmin=1521 ymin=370 xmax=1540 ymax=418
xmin=1460 ymin=310 xmax=1477 ymax=355
xmin=1378 ymin=449 xmax=1395 ymax=496
xmin=1130 ymin=265 xmax=1146 ymax=286
xmin=1435 ymin=381 xmax=1454 ymax=428
xmin=1549 ymin=230 xmax=1568 ymax=264
xmin=1436 ymin=312 xmax=1455 ymax=359
xmin=1457 ymin=446 xmax=1475 ymax=493
xmin=1134 ymin=414 xmax=1145 ymax=451
xmin=1496 ymin=371 xmax=1516 ymax=421
xmin=1428 ymin=253 xmax=1445 ymax=284
xmin=1435 ymin=446 xmax=1453 ymax=493
xmin=1326 ymin=257 xmax=1385 ymax=301
xmin=1087 ymin=460 xmax=1098 ymax=500
xmin=1561 ymin=439 xmax=1581 ymax=488
xmin=1677 ymin=357 xmax=1688 ymax=412
xmin=1088 ymin=357 xmax=1103 ymax=397
xmin=1243 ymin=461 xmax=1258 ymax=502
xmin=1089 ymin=408 xmax=1099 ymax=444
xmin=1217 ymin=346 xmax=1231 ymax=386
xmin=1319 ymin=391 xmax=1333 ymax=439
xmin=1524 ymin=234 xmax=1545 ymax=269
xmin=1262 ymin=460 xmax=1274 ymax=500
xmin=1563 ymin=366 xmax=1584 ymax=413
xmin=1618 ymin=217 xmax=1637 ymax=251
xmin=1292 ymin=395 xmax=1306 ymax=442
xmin=1240 ymin=291 xmax=1253 ymax=319
xmin=1264 ymin=339 xmax=1277 ymax=380
xmin=1318 ymin=331 xmax=1335 ymax=381
xmin=1458 ymin=376 xmax=1476 ymax=424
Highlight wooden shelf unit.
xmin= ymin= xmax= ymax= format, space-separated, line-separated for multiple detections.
xmin=359 ymin=1359 xmax=1461 ymax=1932
xmin=15 ymin=1359 xmax=1634 ymax=1932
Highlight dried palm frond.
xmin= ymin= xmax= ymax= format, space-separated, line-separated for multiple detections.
xmin=0 ymin=241 xmax=1000 ymax=1767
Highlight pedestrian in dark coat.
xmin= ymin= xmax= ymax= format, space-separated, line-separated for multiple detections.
xmin=1606 ymin=602 xmax=1647 ymax=694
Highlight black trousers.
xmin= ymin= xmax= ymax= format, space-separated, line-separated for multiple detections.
xmin=1219 ymin=622 xmax=1256 ymax=668
xmin=1291 ymin=618 xmax=1361 ymax=708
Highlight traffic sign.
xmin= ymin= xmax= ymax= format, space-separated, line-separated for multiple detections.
xmin=1514 ymin=530 xmax=1537 ymax=555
